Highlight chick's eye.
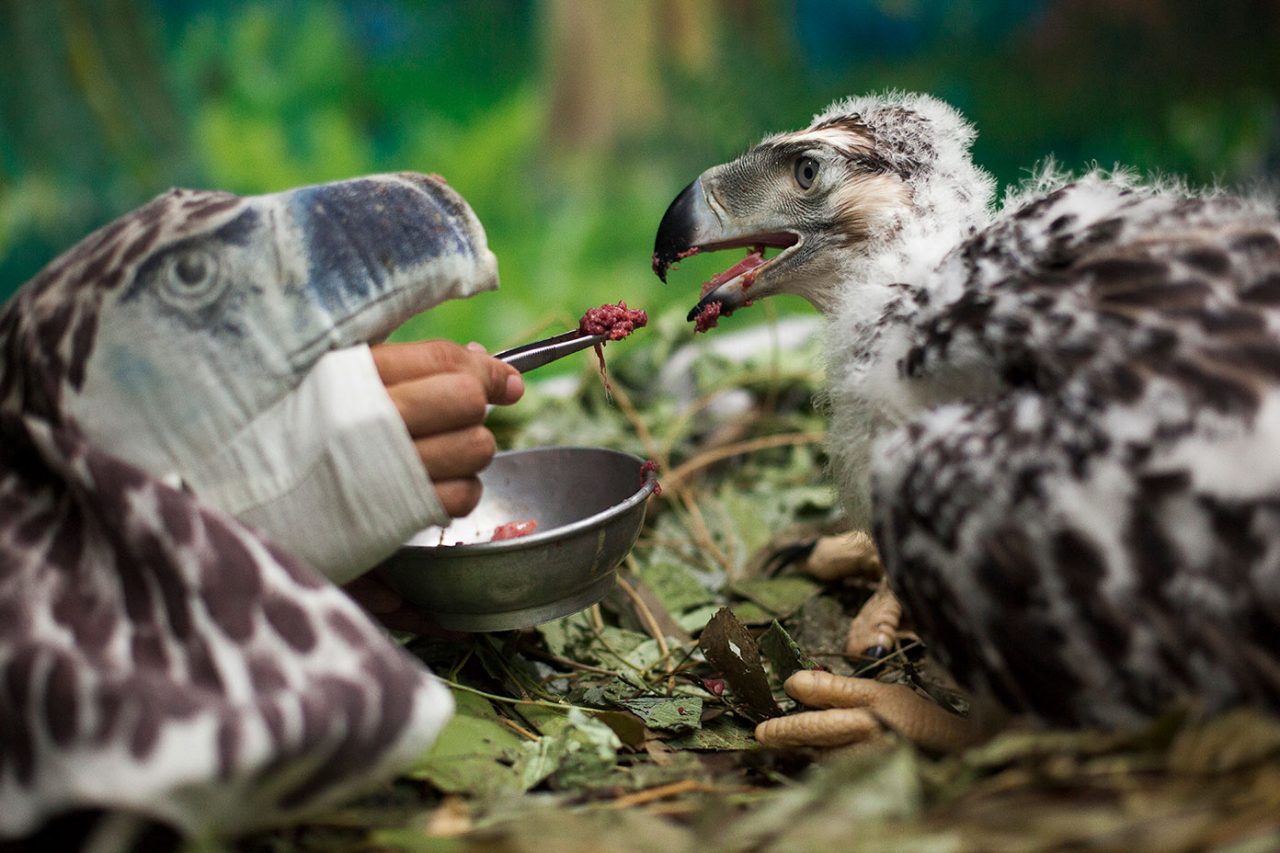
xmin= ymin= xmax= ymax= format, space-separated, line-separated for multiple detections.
xmin=795 ymin=156 xmax=819 ymax=190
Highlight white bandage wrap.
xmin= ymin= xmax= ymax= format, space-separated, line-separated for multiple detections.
xmin=179 ymin=344 xmax=447 ymax=584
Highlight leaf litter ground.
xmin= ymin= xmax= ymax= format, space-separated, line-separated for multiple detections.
xmin=243 ymin=308 xmax=1280 ymax=853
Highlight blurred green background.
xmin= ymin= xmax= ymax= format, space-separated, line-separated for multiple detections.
xmin=2 ymin=0 xmax=1278 ymax=347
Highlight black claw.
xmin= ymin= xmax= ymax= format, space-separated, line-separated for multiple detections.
xmin=861 ymin=644 xmax=890 ymax=660
xmin=761 ymin=540 xmax=819 ymax=576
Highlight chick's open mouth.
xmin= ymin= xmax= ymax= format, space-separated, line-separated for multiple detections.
xmin=676 ymin=232 xmax=799 ymax=332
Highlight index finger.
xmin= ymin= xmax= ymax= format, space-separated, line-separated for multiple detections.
xmin=371 ymin=340 xmax=523 ymax=404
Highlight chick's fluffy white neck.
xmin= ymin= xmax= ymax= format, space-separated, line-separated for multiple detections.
xmin=821 ymin=123 xmax=996 ymax=528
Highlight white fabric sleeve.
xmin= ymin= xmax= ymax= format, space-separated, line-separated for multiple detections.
xmin=179 ymin=344 xmax=448 ymax=585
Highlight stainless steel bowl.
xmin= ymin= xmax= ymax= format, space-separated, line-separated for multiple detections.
xmin=379 ymin=446 xmax=657 ymax=632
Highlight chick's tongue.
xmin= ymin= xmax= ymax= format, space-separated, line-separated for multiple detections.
xmin=700 ymin=246 xmax=766 ymax=298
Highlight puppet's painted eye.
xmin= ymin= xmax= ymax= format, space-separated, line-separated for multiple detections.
xmin=159 ymin=247 xmax=223 ymax=308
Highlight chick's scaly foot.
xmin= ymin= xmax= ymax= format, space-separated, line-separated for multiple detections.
xmin=845 ymin=575 xmax=919 ymax=659
xmin=794 ymin=533 xmax=916 ymax=660
xmin=795 ymin=530 xmax=882 ymax=581
xmin=754 ymin=670 xmax=979 ymax=752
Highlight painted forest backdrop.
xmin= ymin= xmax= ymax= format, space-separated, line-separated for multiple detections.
xmin=2 ymin=0 xmax=1278 ymax=345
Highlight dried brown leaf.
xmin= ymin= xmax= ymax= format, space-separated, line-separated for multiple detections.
xmin=698 ymin=607 xmax=781 ymax=722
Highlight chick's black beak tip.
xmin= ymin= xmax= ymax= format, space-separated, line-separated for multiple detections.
xmin=652 ymin=178 xmax=701 ymax=283
xmin=687 ymin=291 xmax=728 ymax=323
xmin=651 ymin=253 xmax=670 ymax=283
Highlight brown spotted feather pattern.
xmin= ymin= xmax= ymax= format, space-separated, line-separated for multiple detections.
xmin=0 ymin=178 xmax=470 ymax=838
xmin=872 ymin=179 xmax=1280 ymax=726
xmin=653 ymin=92 xmax=1280 ymax=730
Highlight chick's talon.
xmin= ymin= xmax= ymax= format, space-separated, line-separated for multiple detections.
xmin=861 ymin=644 xmax=890 ymax=661
xmin=845 ymin=575 xmax=904 ymax=658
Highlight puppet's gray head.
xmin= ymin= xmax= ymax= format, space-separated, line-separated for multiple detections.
xmin=652 ymin=93 xmax=994 ymax=319
xmin=1 ymin=172 xmax=497 ymax=476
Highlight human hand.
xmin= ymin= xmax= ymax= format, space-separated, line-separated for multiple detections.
xmin=342 ymin=570 xmax=467 ymax=638
xmin=371 ymin=340 xmax=524 ymax=517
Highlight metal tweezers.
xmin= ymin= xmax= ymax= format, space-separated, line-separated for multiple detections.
xmin=495 ymin=331 xmax=607 ymax=373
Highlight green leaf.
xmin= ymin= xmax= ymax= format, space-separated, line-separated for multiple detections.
xmin=635 ymin=559 xmax=716 ymax=614
xmin=730 ymin=575 xmax=822 ymax=618
xmin=675 ymin=604 xmax=722 ymax=634
xmin=757 ymin=620 xmax=819 ymax=681
xmin=517 ymin=701 xmax=646 ymax=750
xmin=515 ymin=702 xmax=574 ymax=737
xmin=719 ymin=486 xmax=776 ymax=562
xmin=666 ymin=715 xmax=759 ymax=751
xmin=728 ymin=601 xmax=778 ymax=626
xmin=620 ymin=638 xmax=669 ymax=675
xmin=366 ymin=828 xmax=465 ymax=852
xmin=537 ymin=611 xmax=649 ymax=668
xmin=547 ymin=709 xmax=624 ymax=789
xmin=517 ymin=731 xmax=568 ymax=791
xmin=408 ymin=689 xmax=529 ymax=797
xmin=617 ymin=696 xmax=703 ymax=733
xmin=580 ymin=677 xmax=640 ymax=707
xmin=594 ymin=710 xmax=649 ymax=749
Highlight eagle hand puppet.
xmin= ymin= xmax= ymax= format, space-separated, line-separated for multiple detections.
xmin=0 ymin=173 xmax=498 ymax=839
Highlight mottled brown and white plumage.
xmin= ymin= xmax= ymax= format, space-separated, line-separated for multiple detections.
xmin=654 ymin=93 xmax=1280 ymax=727
xmin=0 ymin=174 xmax=498 ymax=839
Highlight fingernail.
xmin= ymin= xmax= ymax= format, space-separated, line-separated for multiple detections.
xmin=466 ymin=341 xmax=486 ymax=353
xmin=505 ymin=373 xmax=524 ymax=401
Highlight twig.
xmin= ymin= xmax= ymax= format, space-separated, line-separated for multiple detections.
xmin=665 ymin=431 xmax=826 ymax=491
xmin=642 ymin=530 xmax=720 ymax=568
xmin=607 ymin=379 xmax=663 ymax=468
xmin=585 ymin=619 xmax=650 ymax=677
xmin=851 ymin=639 xmax=926 ymax=676
xmin=482 ymin=635 xmax=556 ymax=701
xmin=519 ymin=642 xmax=621 ymax=676
xmin=499 ymin=716 xmax=541 ymax=742
xmin=616 ymin=572 xmax=672 ymax=674
xmin=607 ymin=779 xmax=716 ymax=809
xmin=539 ymin=669 xmax=607 ymax=687
xmin=441 ymin=679 xmax=606 ymax=715
xmin=641 ymin=801 xmax=705 ymax=818
xmin=678 ymin=489 xmax=734 ymax=575
xmin=658 ymin=364 xmax=817 ymax=457
xmin=446 ymin=646 xmax=475 ymax=682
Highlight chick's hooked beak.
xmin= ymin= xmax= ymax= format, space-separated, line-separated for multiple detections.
xmin=652 ymin=175 xmax=799 ymax=327
xmin=652 ymin=179 xmax=707 ymax=283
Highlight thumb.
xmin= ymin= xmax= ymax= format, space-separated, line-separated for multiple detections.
xmin=484 ymin=354 xmax=524 ymax=405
